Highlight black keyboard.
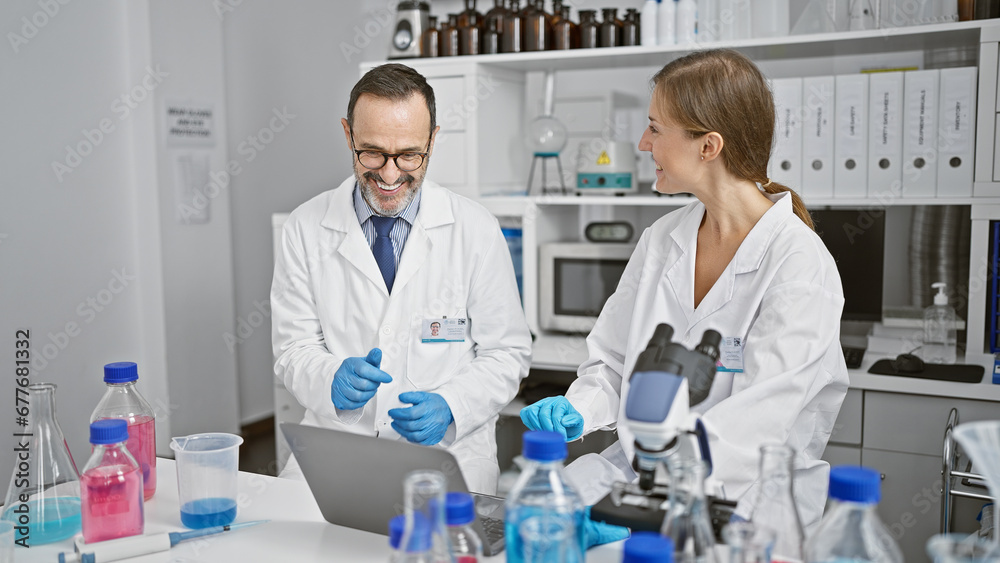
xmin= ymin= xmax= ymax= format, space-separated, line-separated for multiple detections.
xmin=843 ymin=346 xmax=866 ymax=369
xmin=480 ymin=516 xmax=505 ymax=545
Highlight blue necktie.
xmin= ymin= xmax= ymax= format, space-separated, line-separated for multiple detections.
xmin=371 ymin=216 xmax=398 ymax=293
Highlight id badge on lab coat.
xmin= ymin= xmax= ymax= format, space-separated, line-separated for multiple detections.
xmin=717 ymin=336 xmax=744 ymax=373
xmin=421 ymin=318 xmax=467 ymax=343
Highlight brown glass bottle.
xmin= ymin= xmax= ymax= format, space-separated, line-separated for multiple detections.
xmin=578 ymin=10 xmax=598 ymax=48
xmin=482 ymin=17 xmax=501 ymax=54
xmin=421 ymin=16 xmax=440 ymax=57
xmin=552 ymin=5 xmax=577 ymax=50
xmin=523 ymin=0 xmax=550 ymax=51
xmin=599 ymin=8 xmax=621 ymax=47
xmin=440 ymin=14 xmax=460 ymax=56
xmin=501 ymin=0 xmax=522 ymax=52
xmin=484 ymin=0 xmax=508 ymax=50
xmin=459 ymin=0 xmax=483 ymax=55
xmin=621 ymin=8 xmax=639 ymax=46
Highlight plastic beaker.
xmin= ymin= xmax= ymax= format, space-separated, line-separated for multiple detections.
xmin=170 ymin=433 xmax=243 ymax=529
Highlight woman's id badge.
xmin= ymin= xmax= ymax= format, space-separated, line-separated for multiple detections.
xmin=717 ymin=336 xmax=744 ymax=373
xmin=421 ymin=318 xmax=467 ymax=343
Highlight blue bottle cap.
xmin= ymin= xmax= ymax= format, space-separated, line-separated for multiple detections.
xmin=104 ymin=361 xmax=139 ymax=383
xmin=624 ymin=532 xmax=674 ymax=563
xmin=828 ymin=466 xmax=881 ymax=504
xmin=388 ymin=514 xmax=405 ymax=549
xmin=90 ymin=419 xmax=129 ymax=445
xmin=522 ymin=430 xmax=567 ymax=462
xmin=445 ymin=492 xmax=476 ymax=526
xmin=388 ymin=513 xmax=431 ymax=552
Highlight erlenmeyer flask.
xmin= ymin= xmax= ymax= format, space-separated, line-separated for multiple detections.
xmin=397 ymin=470 xmax=451 ymax=563
xmin=952 ymin=421 xmax=1000 ymax=546
xmin=661 ymin=456 xmax=717 ymax=563
xmin=2 ymin=383 xmax=81 ymax=545
xmin=747 ymin=444 xmax=804 ymax=563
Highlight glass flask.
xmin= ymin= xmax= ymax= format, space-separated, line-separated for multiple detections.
xmin=2 ymin=383 xmax=81 ymax=546
xmin=501 ymin=0 xmax=522 ymax=52
xmin=723 ymin=521 xmax=776 ymax=563
xmin=397 ymin=470 xmax=451 ymax=563
xmin=523 ymin=0 xmax=550 ymax=51
xmin=91 ymin=361 xmax=156 ymax=501
xmin=440 ymin=14 xmax=460 ymax=57
xmin=458 ymin=0 xmax=482 ymax=55
xmin=747 ymin=444 xmax=804 ymax=563
xmin=578 ymin=10 xmax=599 ymax=48
xmin=621 ymin=8 xmax=640 ymax=46
xmin=552 ymin=5 xmax=577 ymax=49
xmin=421 ymin=16 xmax=440 ymax=57
xmin=660 ymin=457 xmax=717 ymax=563
xmin=599 ymin=8 xmax=622 ymax=47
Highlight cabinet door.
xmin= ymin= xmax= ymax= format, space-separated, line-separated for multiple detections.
xmin=863 ymin=392 xmax=1000 ymax=456
xmin=829 ymin=388 xmax=862 ymax=446
xmin=860 ymin=449 xmax=941 ymax=563
xmin=822 ymin=444 xmax=861 ymax=467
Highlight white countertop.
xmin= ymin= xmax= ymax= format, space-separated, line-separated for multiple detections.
xmin=17 ymin=459 xmax=625 ymax=563
xmin=531 ymin=333 xmax=1000 ymax=402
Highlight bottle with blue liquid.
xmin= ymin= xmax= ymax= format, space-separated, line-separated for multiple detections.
xmin=504 ymin=430 xmax=585 ymax=563
xmin=2 ymin=383 xmax=82 ymax=546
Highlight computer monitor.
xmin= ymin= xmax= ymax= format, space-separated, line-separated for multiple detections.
xmin=810 ymin=209 xmax=885 ymax=322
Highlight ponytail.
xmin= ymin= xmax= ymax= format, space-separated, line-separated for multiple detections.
xmin=760 ymin=179 xmax=815 ymax=231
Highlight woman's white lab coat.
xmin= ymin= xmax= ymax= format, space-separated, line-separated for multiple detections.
xmin=271 ymin=177 xmax=532 ymax=494
xmin=563 ymin=192 xmax=849 ymax=532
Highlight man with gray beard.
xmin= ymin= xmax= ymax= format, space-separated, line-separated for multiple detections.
xmin=271 ymin=64 xmax=531 ymax=495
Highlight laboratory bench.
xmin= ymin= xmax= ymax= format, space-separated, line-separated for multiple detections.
xmin=17 ymin=459 xmax=626 ymax=563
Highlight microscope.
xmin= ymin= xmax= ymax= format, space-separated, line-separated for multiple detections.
xmin=590 ymin=323 xmax=737 ymax=536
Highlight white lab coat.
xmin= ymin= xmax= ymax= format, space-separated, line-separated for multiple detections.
xmin=271 ymin=177 xmax=532 ymax=495
xmin=563 ymin=192 xmax=849 ymax=533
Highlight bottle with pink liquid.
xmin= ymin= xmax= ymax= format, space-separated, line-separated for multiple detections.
xmin=81 ymin=419 xmax=144 ymax=543
xmin=91 ymin=362 xmax=157 ymax=500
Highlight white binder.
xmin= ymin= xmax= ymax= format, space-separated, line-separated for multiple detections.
xmin=901 ymin=69 xmax=940 ymax=198
xmin=867 ymin=71 xmax=904 ymax=197
xmin=769 ymin=77 xmax=803 ymax=191
xmin=802 ymin=76 xmax=835 ymax=198
xmin=834 ymin=74 xmax=869 ymax=197
xmin=937 ymin=67 xmax=977 ymax=196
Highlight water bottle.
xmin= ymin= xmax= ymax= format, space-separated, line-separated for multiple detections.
xmin=657 ymin=0 xmax=676 ymax=45
xmin=923 ymin=282 xmax=957 ymax=364
xmin=445 ymin=492 xmax=483 ymax=562
xmin=623 ymin=531 xmax=674 ymax=562
xmin=804 ymin=466 xmax=903 ymax=563
xmin=640 ymin=0 xmax=658 ymax=46
xmin=91 ymin=361 xmax=157 ymax=500
xmin=80 ymin=419 xmax=144 ymax=544
xmin=505 ymin=431 xmax=585 ymax=563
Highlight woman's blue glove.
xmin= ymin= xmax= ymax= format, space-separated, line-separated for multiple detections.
xmin=388 ymin=391 xmax=454 ymax=445
xmin=520 ymin=396 xmax=584 ymax=441
xmin=331 ymin=348 xmax=393 ymax=411
xmin=583 ymin=507 xmax=631 ymax=548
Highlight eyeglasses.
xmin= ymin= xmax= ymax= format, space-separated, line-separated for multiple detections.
xmin=350 ymin=130 xmax=431 ymax=172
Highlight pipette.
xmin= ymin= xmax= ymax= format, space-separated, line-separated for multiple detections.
xmin=57 ymin=520 xmax=268 ymax=563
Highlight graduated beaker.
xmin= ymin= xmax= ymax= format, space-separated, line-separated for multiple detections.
xmin=2 ymin=383 xmax=81 ymax=545
xmin=170 ymin=433 xmax=242 ymax=528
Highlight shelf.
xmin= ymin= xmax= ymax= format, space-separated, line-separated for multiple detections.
xmin=375 ymin=20 xmax=994 ymax=74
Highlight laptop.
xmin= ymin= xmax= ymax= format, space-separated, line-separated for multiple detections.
xmin=280 ymin=422 xmax=507 ymax=556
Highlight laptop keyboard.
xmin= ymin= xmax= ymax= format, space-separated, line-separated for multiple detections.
xmin=480 ymin=516 xmax=505 ymax=547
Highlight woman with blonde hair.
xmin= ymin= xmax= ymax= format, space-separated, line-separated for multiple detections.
xmin=522 ymin=49 xmax=849 ymax=536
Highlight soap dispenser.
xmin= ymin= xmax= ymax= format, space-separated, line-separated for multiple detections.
xmin=923 ymin=282 xmax=957 ymax=364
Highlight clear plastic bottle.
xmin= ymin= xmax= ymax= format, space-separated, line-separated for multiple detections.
xmin=505 ymin=431 xmax=585 ymax=563
xmin=658 ymin=0 xmax=676 ymax=45
xmin=923 ymin=282 xmax=958 ymax=364
xmin=640 ymin=0 xmax=658 ymax=46
xmin=623 ymin=531 xmax=674 ymax=562
xmin=676 ymin=0 xmax=697 ymax=45
xmin=445 ymin=492 xmax=483 ymax=562
xmin=747 ymin=445 xmax=804 ymax=563
xmin=80 ymin=419 xmax=144 ymax=544
xmin=2 ymin=382 xmax=81 ymax=545
xmin=804 ymin=466 xmax=903 ymax=563
xmin=91 ymin=361 xmax=157 ymax=500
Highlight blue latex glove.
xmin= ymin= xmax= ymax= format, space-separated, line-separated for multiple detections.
xmin=331 ymin=348 xmax=392 ymax=411
xmin=520 ymin=396 xmax=584 ymax=441
xmin=388 ymin=391 xmax=454 ymax=445
xmin=583 ymin=507 xmax=631 ymax=549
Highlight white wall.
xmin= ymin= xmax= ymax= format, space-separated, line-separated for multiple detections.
xmin=222 ymin=0 xmax=393 ymax=424
xmin=0 ymin=0 xmax=240 ymax=483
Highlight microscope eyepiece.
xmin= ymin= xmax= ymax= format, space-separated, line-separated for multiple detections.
xmin=695 ymin=329 xmax=723 ymax=362
xmin=649 ymin=323 xmax=674 ymax=348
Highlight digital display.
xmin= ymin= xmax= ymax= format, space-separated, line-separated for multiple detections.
xmin=812 ymin=209 xmax=885 ymax=322
xmin=554 ymin=258 xmax=629 ymax=317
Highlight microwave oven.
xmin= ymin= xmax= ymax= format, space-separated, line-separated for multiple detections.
xmin=538 ymin=243 xmax=636 ymax=333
